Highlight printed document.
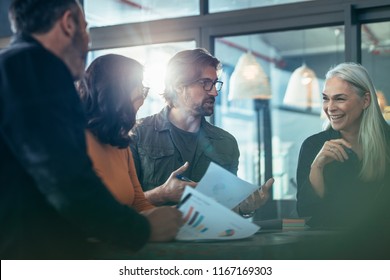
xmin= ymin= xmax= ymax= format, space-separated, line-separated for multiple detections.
xmin=196 ymin=162 xmax=259 ymax=209
xmin=176 ymin=162 xmax=260 ymax=241
xmin=176 ymin=186 xmax=259 ymax=240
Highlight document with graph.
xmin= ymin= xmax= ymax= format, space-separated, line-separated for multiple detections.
xmin=176 ymin=186 xmax=259 ymax=241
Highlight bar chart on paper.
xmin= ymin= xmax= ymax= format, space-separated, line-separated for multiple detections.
xmin=183 ymin=206 xmax=209 ymax=233
xmin=175 ymin=187 xmax=259 ymax=241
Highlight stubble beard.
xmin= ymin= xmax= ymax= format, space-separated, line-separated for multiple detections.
xmin=70 ymin=26 xmax=88 ymax=80
xmin=196 ymin=98 xmax=215 ymax=117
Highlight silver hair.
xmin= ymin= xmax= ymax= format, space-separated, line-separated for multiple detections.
xmin=324 ymin=62 xmax=389 ymax=181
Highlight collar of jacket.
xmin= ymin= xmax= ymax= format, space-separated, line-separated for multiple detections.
xmin=153 ymin=106 xmax=224 ymax=140
xmin=11 ymin=33 xmax=41 ymax=47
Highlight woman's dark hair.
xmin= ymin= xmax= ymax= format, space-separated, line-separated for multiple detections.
xmin=9 ymin=0 xmax=80 ymax=34
xmin=77 ymin=54 xmax=143 ymax=148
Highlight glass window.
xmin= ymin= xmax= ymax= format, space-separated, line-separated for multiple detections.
xmin=214 ymin=26 xmax=344 ymax=202
xmin=361 ymin=21 xmax=390 ymax=123
xmin=88 ymin=41 xmax=196 ymax=118
xmin=209 ymin=0 xmax=314 ymax=13
xmin=85 ymin=0 xmax=199 ymax=28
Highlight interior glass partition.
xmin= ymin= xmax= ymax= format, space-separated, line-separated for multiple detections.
xmin=214 ymin=26 xmax=344 ymax=217
xmin=361 ymin=21 xmax=390 ymax=123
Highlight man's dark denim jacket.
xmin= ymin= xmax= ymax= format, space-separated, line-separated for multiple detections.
xmin=129 ymin=107 xmax=240 ymax=192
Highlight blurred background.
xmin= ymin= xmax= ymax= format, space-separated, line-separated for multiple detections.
xmin=1 ymin=0 xmax=390 ymax=218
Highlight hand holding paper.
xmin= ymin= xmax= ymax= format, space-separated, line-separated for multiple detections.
xmin=195 ymin=162 xmax=261 ymax=209
xmin=175 ymin=186 xmax=259 ymax=241
xmin=238 ymin=178 xmax=274 ymax=214
xmin=175 ymin=162 xmax=273 ymax=241
xmin=158 ymin=162 xmax=197 ymax=204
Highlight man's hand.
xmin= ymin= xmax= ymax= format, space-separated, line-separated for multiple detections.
xmin=144 ymin=162 xmax=197 ymax=205
xmin=154 ymin=162 xmax=198 ymax=204
xmin=238 ymin=178 xmax=274 ymax=214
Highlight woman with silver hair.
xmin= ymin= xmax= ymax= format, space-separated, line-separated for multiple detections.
xmin=296 ymin=62 xmax=390 ymax=228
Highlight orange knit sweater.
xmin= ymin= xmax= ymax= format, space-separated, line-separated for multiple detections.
xmin=85 ymin=130 xmax=154 ymax=212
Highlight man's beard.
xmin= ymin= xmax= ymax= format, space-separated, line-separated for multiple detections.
xmin=70 ymin=28 xmax=88 ymax=80
xmin=195 ymin=97 xmax=215 ymax=116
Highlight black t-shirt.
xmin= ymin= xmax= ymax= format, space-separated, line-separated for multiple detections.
xmin=170 ymin=123 xmax=200 ymax=177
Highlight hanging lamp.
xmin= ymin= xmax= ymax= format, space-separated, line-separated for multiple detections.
xmin=283 ymin=63 xmax=321 ymax=111
xmin=228 ymin=52 xmax=271 ymax=101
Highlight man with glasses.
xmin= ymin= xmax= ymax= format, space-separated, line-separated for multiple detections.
xmin=130 ymin=48 xmax=273 ymax=212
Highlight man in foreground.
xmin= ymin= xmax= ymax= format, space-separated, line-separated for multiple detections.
xmin=0 ymin=0 xmax=181 ymax=259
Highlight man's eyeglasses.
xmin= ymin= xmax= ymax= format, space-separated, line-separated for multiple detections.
xmin=189 ymin=78 xmax=223 ymax=92
xmin=141 ymin=86 xmax=150 ymax=99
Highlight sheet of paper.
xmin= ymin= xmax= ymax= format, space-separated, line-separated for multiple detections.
xmin=176 ymin=186 xmax=260 ymax=241
xmin=195 ymin=162 xmax=259 ymax=209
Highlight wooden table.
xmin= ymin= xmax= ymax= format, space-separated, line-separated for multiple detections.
xmin=96 ymin=229 xmax=350 ymax=260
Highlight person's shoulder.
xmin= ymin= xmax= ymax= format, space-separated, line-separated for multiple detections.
xmin=130 ymin=113 xmax=160 ymax=141
xmin=133 ymin=109 xmax=168 ymax=129
xmin=0 ymin=40 xmax=36 ymax=65
xmin=305 ymin=130 xmax=327 ymax=141
xmin=1 ymin=37 xmax=46 ymax=60
xmin=1 ymin=38 xmax=65 ymax=72
xmin=132 ymin=115 xmax=158 ymax=133
xmin=202 ymin=120 xmax=237 ymax=142
xmin=135 ymin=114 xmax=156 ymax=126
xmin=302 ymin=129 xmax=335 ymax=147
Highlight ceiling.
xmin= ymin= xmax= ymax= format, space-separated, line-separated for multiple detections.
xmin=85 ymin=0 xmax=390 ymax=58
xmin=85 ymin=0 xmax=308 ymax=28
xmin=1 ymin=0 xmax=389 ymax=57
xmin=85 ymin=0 xmax=199 ymax=27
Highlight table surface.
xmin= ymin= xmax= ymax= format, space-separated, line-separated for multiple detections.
xmin=97 ymin=228 xmax=348 ymax=260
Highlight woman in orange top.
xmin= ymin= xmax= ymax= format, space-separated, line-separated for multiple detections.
xmin=77 ymin=54 xmax=183 ymax=242
xmin=77 ymin=54 xmax=154 ymax=212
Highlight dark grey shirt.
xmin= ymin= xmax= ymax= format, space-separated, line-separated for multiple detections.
xmin=170 ymin=124 xmax=199 ymax=177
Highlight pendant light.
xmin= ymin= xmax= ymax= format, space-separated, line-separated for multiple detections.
xmin=228 ymin=51 xmax=271 ymax=101
xmin=283 ymin=30 xmax=320 ymax=112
